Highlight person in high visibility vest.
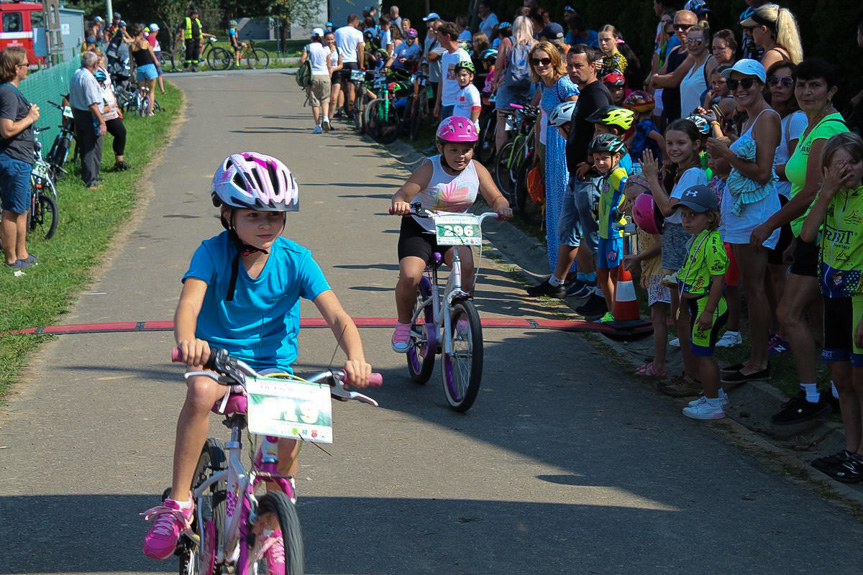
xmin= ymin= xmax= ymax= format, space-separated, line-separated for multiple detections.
xmin=181 ymin=7 xmax=214 ymax=71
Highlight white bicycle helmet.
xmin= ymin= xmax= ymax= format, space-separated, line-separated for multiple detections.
xmin=211 ymin=152 xmax=298 ymax=212
xmin=549 ymin=100 xmax=578 ymax=127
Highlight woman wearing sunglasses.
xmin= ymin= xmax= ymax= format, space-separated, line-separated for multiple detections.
xmin=678 ymin=24 xmax=716 ymax=117
xmin=751 ymin=59 xmax=848 ymax=426
xmin=528 ymin=41 xmax=578 ymax=273
xmin=705 ymin=59 xmax=781 ymax=387
xmin=740 ymin=4 xmax=803 ymax=74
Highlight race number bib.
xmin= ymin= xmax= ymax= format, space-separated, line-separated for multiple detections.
xmin=350 ymin=69 xmax=365 ymax=82
xmin=433 ymin=213 xmax=482 ymax=246
xmin=247 ymin=377 xmax=334 ymax=444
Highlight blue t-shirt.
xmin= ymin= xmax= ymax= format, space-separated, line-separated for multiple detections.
xmin=630 ymin=119 xmax=662 ymax=163
xmin=183 ymin=232 xmax=331 ymax=371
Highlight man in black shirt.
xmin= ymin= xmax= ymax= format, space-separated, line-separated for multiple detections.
xmin=527 ymin=44 xmax=613 ymax=306
xmin=0 ymin=47 xmax=39 ymax=270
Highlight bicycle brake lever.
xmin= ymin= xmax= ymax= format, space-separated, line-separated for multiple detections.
xmin=330 ymin=382 xmax=379 ymax=407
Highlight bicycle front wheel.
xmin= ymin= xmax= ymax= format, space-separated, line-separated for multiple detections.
xmin=250 ymin=48 xmax=269 ymax=69
xmin=252 ymin=492 xmax=304 ymax=575
xmin=245 ymin=48 xmax=263 ymax=69
xmin=407 ymin=276 xmax=436 ymax=384
xmin=442 ymin=299 xmax=483 ymax=412
xmin=29 ymin=190 xmax=58 ymax=240
xmin=366 ymin=99 xmax=400 ymax=144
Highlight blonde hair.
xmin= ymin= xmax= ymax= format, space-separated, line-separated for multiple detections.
xmin=512 ymin=15 xmax=534 ymax=46
xmin=821 ymin=132 xmax=863 ymax=174
xmin=529 ymin=41 xmax=566 ymax=83
xmin=754 ymin=4 xmax=803 ymax=64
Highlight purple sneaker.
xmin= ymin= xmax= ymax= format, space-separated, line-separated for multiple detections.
xmin=768 ymin=334 xmax=791 ymax=356
xmin=258 ymin=529 xmax=286 ymax=574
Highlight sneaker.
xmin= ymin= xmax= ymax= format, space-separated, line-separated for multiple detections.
xmin=313 ymin=125 xmax=323 ymax=134
xmin=768 ymin=334 xmax=791 ymax=356
xmin=6 ymin=259 xmax=31 ymax=269
xmin=18 ymin=254 xmax=37 ymax=265
xmin=113 ymin=160 xmax=131 ymax=171
xmin=565 ymin=281 xmax=595 ymax=299
xmin=333 ymin=110 xmax=343 ymax=119
xmin=322 ymin=119 xmax=332 ymax=132
xmin=575 ymin=294 xmax=607 ymax=318
xmin=826 ymin=454 xmax=863 ymax=483
xmin=596 ymin=312 xmax=615 ymax=324
xmin=525 ymin=278 xmax=566 ymax=298
xmin=455 ymin=318 xmax=470 ymax=336
xmin=257 ymin=529 xmax=286 ymax=573
xmin=669 ymin=337 xmax=680 ymax=347
xmin=720 ymin=365 xmax=771 ymax=385
xmin=683 ymin=397 xmax=726 ymax=420
xmin=141 ymin=496 xmax=194 ymax=560
xmin=391 ymin=322 xmax=411 ymax=353
xmin=771 ymin=390 xmax=832 ymax=425
xmin=688 ymin=389 xmax=729 ymax=407
xmin=659 ymin=374 xmax=702 ymax=397
xmin=715 ymin=330 xmax=742 ymax=348
xmin=811 ymin=450 xmax=854 ymax=472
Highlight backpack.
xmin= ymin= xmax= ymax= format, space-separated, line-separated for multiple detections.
xmin=504 ymin=42 xmax=531 ymax=90
xmin=295 ymin=47 xmax=313 ymax=89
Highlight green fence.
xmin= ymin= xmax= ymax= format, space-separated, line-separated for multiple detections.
xmin=18 ymin=59 xmax=80 ymax=148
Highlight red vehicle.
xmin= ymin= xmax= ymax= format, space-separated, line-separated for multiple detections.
xmin=0 ymin=2 xmax=43 ymax=64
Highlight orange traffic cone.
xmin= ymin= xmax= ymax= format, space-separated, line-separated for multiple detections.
xmin=607 ymin=232 xmax=651 ymax=333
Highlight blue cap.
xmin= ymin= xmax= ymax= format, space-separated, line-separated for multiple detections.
xmin=539 ymin=22 xmax=565 ymax=40
xmin=423 ymin=12 xmax=440 ymax=21
xmin=720 ymin=58 xmax=766 ymax=83
xmin=673 ymin=185 xmax=718 ymax=213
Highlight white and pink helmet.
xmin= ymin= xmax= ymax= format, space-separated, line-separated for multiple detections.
xmin=211 ymin=152 xmax=299 ymax=212
xmin=436 ymin=116 xmax=478 ymax=143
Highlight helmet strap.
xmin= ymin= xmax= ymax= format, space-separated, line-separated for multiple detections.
xmin=224 ymin=210 xmax=270 ymax=302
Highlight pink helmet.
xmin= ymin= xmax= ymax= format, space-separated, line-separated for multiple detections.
xmin=632 ymin=192 xmax=662 ymax=235
xmin=212 ymin=152 xmax=298 ymax=212
xmin=436 ymin=116 xmax=478 ymax=143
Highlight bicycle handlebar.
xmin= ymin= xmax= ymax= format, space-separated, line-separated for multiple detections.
xmin=389 ymin=203 xmax=502 ymax=224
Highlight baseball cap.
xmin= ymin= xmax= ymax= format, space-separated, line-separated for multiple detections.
xmin=94 ymin=16 xmax=104 ymax=22
xmin=720 ymin=58 xmax=766 ymax=83
xmin=423 ymin=12 xmax=440 ymax=21
xmin=564 ymin=5 xmax=576 ymax=13
xmin=149 ymin=23 xmax=159 ymax=31
xmin=113 ymin=12 xmax=121 ymax=19
xmin=312 ymin=27 xmax=324 ymax=37
xmin=684 ymin=0 xmax=711 ymax=15
xmin=673 ymin=184 xmax=718 ymax=213
xmin=539 ymin=22 xmax=565 ymax=40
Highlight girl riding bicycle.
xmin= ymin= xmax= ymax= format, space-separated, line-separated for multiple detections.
xmin=142 ymin=152 xmax=373 ymax=564
xmin=390 ymin=116 xmax=512 ymax=352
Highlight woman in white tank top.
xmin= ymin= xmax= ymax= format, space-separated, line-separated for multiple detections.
xmin=388 ymin=117 xmax=512 ymax=352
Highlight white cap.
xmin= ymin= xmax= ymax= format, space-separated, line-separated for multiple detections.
xmin=149 ymin=23 xmax=159 ymax=31
xmin=720 ymin=58 xmax=766 ymax=83
xmin=311 ymin=27 xmax=324 ymax=37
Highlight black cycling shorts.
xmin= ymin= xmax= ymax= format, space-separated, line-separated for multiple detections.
xmin=398 ymin=216 xmax=452 ymax=263
xmin=789 ymin=237 xmax=819 ymax=277
xmin=768 ymin=195 xmax=793 ymax=265
xmin=334 ymin=61 xmax=359 ymax=83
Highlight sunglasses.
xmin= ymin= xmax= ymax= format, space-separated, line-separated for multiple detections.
xmin=531 ymin=57 xmax=551 ymax=66
xmin=685 ymin=38 xmax=703 ymax=46
xmin=673 ymin=23 xmax=693 ymax=31
xmin=767 ymin=76 xmax=795 ymax=87
xmin=727 ymin=77 xmax=757 ymax=90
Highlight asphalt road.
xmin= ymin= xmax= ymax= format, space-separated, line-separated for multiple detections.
xmin=1 ymin=69 xmax=862 ymax=575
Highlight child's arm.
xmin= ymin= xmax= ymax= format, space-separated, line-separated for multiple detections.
xmin=696 ymin=274 xmax=725 ymax=332
xmin=647 ymin=130 xmax=667 ymax=156
xmin=800 ymin=161 xmax=845 ymax=243
xmin=314 ymin=290 xmax=372 ymax=387
xmin=391 ymin=160 xmax=433 ymax=214
xmin=641 ymin=149 xmax=676 ymax=216
xmin=174 ymin=278 xmax=210 ymax=367
xmin=475 ymin=162 xmax=513 ymax=219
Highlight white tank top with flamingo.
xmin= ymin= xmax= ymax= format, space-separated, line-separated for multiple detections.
xmin=412 ymin=156 xmax=479 ymax=232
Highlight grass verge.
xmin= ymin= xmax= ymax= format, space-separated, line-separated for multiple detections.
xmin=0 ymin=83 xmax=183 ymax=401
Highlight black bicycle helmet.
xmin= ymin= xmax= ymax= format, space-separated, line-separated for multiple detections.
xmin=588 ymin=133 xmax=626 ymax=155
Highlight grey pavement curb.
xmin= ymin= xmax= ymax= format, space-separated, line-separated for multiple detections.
xmin=377 ymin=132 xmax=860 ymax=505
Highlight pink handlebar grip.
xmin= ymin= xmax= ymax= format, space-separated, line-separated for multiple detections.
xmin=344 ymin=372 xmax=383 ymax=387
xmin=388 ymin=206 xmax=396 ymax=215
xmin=171 ymin=348 xmax=182 ymax=363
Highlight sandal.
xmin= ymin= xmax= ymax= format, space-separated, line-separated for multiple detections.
xmin=636 ymin=362 xmax=668 ymax=378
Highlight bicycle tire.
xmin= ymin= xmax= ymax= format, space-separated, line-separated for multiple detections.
xmin=252 ymin=48 xmax=270 ymax=68
xmin=477 ymin=114 xmax=497 ymax=164
xmin=244 ymin=48 xmax=262 ymax=69
xmin=493 ymin=141 xmax=516 ymax=198
xmin=353 ymin=92 xmax=365 ymax=132
xmin=407 ymin=276 xmax=436 ymax=384
xmin=366 ymin=99 xmax=400 ymax=144
xmin=254 ymin=492 xmax=304 ymax=575
xmin=28 ymin=189 xmax=58 ymax=240
xmin=180 ymin=438 xmax=226 ymax=575
xmin=513 ymin=155 xmax=543 ymax=226
xmin=208 ymin=47 xmax=231 ymax=71
xmin=442 ymin=299 xmax=483 ymax=412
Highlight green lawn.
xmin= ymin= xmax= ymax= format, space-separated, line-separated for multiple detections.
xmin=0 ymin=84 xmax=183 ymax=400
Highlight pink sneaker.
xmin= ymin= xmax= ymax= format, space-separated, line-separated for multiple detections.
xmin=141 ymin=496 xmax=194 ymax=560
xmin=257 ymin=529 xmax=286 ymax=574
xmin=391 ymin=322 xmax=411 ymax=353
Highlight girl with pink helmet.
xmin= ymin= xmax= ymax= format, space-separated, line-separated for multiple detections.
xmin=142 ymin=152 xmax=373 ymax=563
xmin=389 ymin=116 xmax=512 ymax=352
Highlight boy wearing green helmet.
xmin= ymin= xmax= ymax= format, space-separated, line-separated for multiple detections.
xmin=452 ymin=60 xmax=481 ymax=129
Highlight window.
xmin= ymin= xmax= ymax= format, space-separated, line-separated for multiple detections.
xmin=30 ymin=11 xmax=43 ymax=28
xmin=3 ymin=13 xmax=22 ymax=33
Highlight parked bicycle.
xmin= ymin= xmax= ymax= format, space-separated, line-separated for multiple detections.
xmin=404 ymin=68 xmax=431 ymax=142
xmin=168 ymin=38 xmax=232 ymax=71
xmin=44 ymin=99 xmax=76 ymax=181
xmin=29 ymin=127 xmax=59 ymax=240
xmin=364 ymin=75 xmax=411 ymax=145
xmin=164 ymin=347 xmax=381 ymax=575
xmin=392 ymin=204 xmax=498 ymax=412
xmin=493 ymin=103 xmax=541 ymax=225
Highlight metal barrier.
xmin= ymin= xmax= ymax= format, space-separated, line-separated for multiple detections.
xmin=19 ymin=58 xmax=79 ymax=147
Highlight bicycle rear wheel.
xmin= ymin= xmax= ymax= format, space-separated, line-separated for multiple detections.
xmin=407 ymin=276 xmax=436 ymax=384
xmin=208 ymin=47 xmax=231 ymax=71
xmin=253 ymin=492 xmax=304 ymax=575
xmin=513 ymin=155 xmax=543 ymax=226
xmin=180 ymin=438 xmax=226 ymax=575
xmin=442 ymin=299 xmax=483 ymax=412
xmin=493 ymin=141 xmax=516 ymax=198
xmin=366 ymin=99 xmax=400 ymax=144
xmin=28 ymin=189 xmax=58 ymax=240
xmin=477 ymin=114 xmax=497 ymax=164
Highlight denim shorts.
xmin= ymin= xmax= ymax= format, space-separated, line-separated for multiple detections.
xmin=557 ymin=175 xmax=600 ymax=253
xmin=136 ymin=63 xmax=158 ymax=81
xmin=441 ymin=105 xmax=455 ymax=120
xmin=0 ymin=153 xmax=33 ymax=214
